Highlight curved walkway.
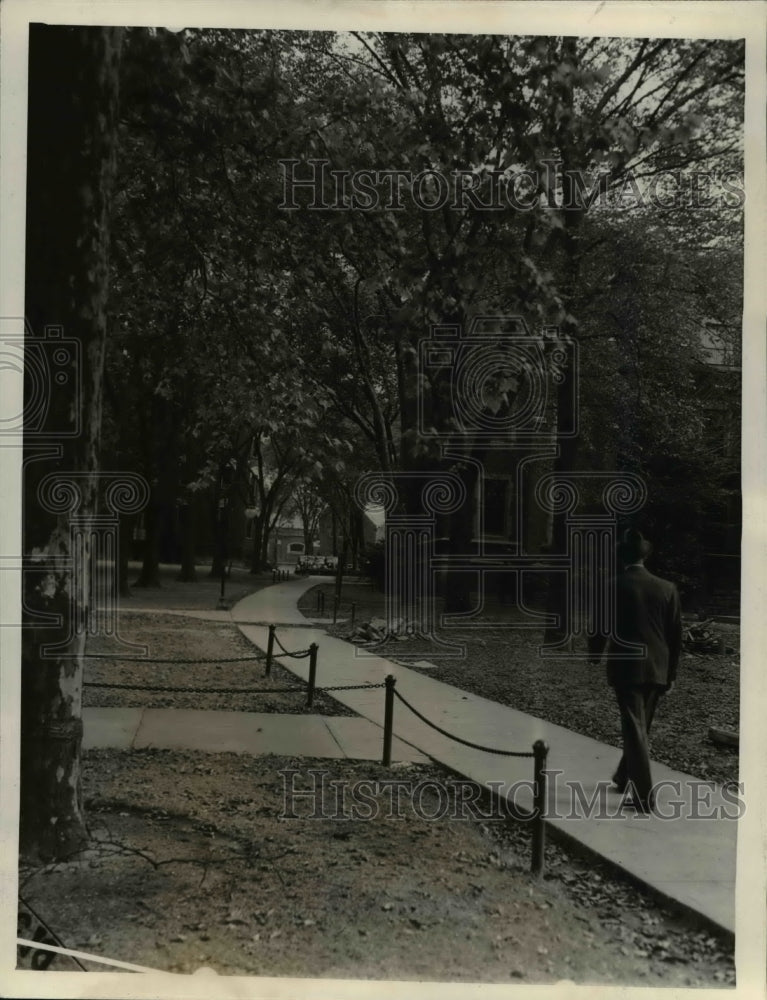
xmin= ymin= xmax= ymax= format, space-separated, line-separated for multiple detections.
xmin=232 ymin=578 xmax=737 ymax=937
xmin=232 ymin=574 xmax=340 ymax=626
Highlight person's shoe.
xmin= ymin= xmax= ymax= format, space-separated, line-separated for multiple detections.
xmin=610 ymin=777 xmax=628 ymax=793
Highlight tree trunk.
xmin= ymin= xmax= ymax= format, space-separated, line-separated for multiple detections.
xmin=443 ymin=463 xmax=479 ymax=614
xmin=133 ymin=491 xmax=161 ymax=587
xmin=249 ymin=516 xmax=265 ymax=574
xmin=349 ymin=508 xmax=362 ymax=573
xmin=210 ymin=491 xmax=224 ymax=577
xmin=303 ymin=521 xmax=314 ymax=556
xmin=543 ymin=348 xmax=579 ymax=643
xmin=543 ymin=37 xmax=584 ymax=644
xmin=118 ymin=515 xmax=132 ymax=597
xmin=334 ymin=537 xmax=349 ymax=609
xmin=21 ymin=25 xmax=123 ymax=861
xmin=176 ymin=500 xmax=197 ymax=582
xmin=211 ymin=500 xmax=228 ymax=579
xmin=260 ymin=524 xmax=271 ymax=568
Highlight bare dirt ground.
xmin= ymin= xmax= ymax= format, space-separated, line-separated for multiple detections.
xmin=301 ymin=582 xmax=740 ymax=786
xmin=20 ymin=751 xmax=734 ymax=985
xmin=84 ymin=612 xmax=353 ymax=717
xmin=19 ymin=567 xmax=735 ymax=984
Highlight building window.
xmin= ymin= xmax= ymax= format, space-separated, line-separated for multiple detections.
xmin=288 ymin=542 xmax=304 ymax=554
xmin=482 ymin=479 xmax=509 ymax=537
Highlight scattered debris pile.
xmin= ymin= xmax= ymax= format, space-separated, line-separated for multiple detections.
xmin=346 ymin=616 xmax=426 ymax=645
xmin=683 ymin=619 xmax=737 ymax=656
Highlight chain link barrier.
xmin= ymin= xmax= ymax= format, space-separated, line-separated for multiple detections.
xmin=82 ymin=620 xmax=385 ymax=697
xmin=83 ymin=623 xmax=305 ymax=694
xmin=316 ymin=682 xmax=386 ymax=692
xmin=83 ymin=612 xmax=549 ymax=875
xmin=82 ymin=653 xmax=267 ymax=664
xmin=382 ymin=676 xmax=548 ymax=875
xmin=391 ymin=687 xmax=535 ymax=758
xmin=272 ymin=632 xmax=312 ymax=658
xmin=84 ymin=682 xmax=306 ymax=695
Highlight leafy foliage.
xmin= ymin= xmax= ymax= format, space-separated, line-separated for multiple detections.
xmin=106 ymin=29 xmax=743 ymax=590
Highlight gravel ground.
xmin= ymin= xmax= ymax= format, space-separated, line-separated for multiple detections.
xmin=19 ymin=571 xmax=735 ymax=984
xmin=301 ymin=584 xmax=740 ymax=785
xmin=84 ymin=611 xmax=355 ymax=717
xmin=19 ymin=750 xmax=734 ymax=985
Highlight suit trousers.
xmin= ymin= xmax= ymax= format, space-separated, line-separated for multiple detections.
xmin=612 ymin=684 xmax=664 ymax=805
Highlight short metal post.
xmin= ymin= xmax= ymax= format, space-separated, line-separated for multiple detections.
xmin=265 ymin=624 xmax=275 ymax=677
xmin=307 ymin=644 xmax=318 ymax=708
xmin=333 ymin=595 xmax=339 ymax=625
xmin=531 ymin=739 xmax=548 ymax=876
xmin=272 ymin=569 xmax=277 ymax=585
xmin=382 ymin=674 xmax=396 ymax=766
xmin=351 ymin=602 xmax=356 ymax=627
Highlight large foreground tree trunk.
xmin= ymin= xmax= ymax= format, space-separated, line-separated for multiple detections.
xmin=21 ymin=25 xmax=123 ymax=861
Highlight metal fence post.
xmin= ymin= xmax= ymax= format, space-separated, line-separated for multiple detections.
xmin=333 ymin=595 xmax=339 ymax=625
xmin=265 ymin=624 xmax=275 ymax=677
xmin=382 ymin=674 xmax=396 ymax=766
xmin=307 ymin=644 xmax=318 ymax=708
xmin=531 ymin=739 xmax=549 ymax=876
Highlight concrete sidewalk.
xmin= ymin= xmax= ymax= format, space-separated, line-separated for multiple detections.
xmin=83 ymin=707 xmax=426 ymax=763
xmin=232 ymin=574 xmax=340 ymax=626
xmin=232 ymin=580 xmax=737 ymax=937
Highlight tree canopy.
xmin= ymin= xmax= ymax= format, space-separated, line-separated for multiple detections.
xmin=107 ymin=28 xmax=743 ymax=586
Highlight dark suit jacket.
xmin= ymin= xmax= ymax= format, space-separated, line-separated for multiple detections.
xmin=589 ymin=565 xmax=682 ymax=689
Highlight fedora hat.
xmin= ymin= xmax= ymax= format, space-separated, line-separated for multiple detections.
xmin=617 ymin=528 xmax=653 ymax=563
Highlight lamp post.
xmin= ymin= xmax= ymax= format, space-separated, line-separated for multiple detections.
xmin=216 ymin=461 xmax=235 ymax=610
xmin=216 ymin=493 xmax=230 ymax=609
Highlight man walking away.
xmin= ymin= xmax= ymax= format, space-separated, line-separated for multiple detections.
xmin=588 ymin=529 xmax=683 ymax=813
